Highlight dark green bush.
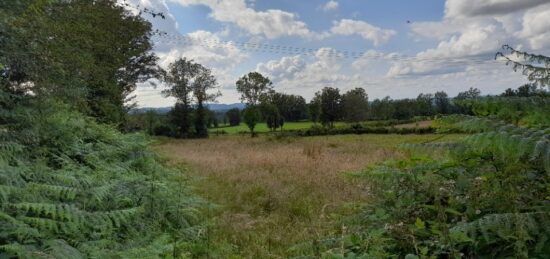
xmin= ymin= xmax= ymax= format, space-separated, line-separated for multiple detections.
xmin=288 ymin=125 xmax=435 ymax=137
xmin=0 ymin=95 xmax=203 ymax=258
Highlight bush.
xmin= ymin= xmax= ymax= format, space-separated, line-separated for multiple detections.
xmin=316 ymin=115 xmax=550 ymax=258
xmin=287 ymin=125 xmax=435 ymax=137
xmin=0 ymin=96 xmax=203 ymax=258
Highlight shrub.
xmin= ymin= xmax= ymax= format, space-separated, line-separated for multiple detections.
xmin=316 ymin=115 xmax=550 ymax=258
xmin=0 ymin=96 xmax=203 ymax=257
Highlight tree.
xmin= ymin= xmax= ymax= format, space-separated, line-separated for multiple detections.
xmin=318 ymin=87 xmax=341 ymax=127
xmin=341 ymin=88 xmax=369 ymax=122
xmin=243 ymin=106 xmax=262 ymax=137
xmin=434 ymin=91 xmax=451 ymax=114
xmin=236 ymin=72 xmax=273 ymax=106
xmin=270 ymin=92 xmax=307 ymax=122
xmin=309 ymin=94 xmax=322 ymax=124
xmin=191 ymin=66 xmax=220 ymax=138
xmin=501 ymin=88 xmax=516 ymax=97
xmin=259 ymin=90 xmax=307 ymax=122
xmin=496 ymin=45 xmax=550 ymax=88
xmin=169 ymin=103 xmax=193 ymax=137
xmin=369 ymin=96 xmax=394 ymax=120
xmin=262 ymin=103 xmax=283 ymax=131
xmin=500 ymin=84 xmax=549 ymax=97
xmin=516 ymin=84 xmax=540 ymax=97
xmin=456 ymin=87 xmax=481 ymax=100
xmin=0 ymin=0 xmax=161 ymax=125
xmin=226 ymin=108 xmax=241 ymax=126
xmin=162 ymin=58 xmax=201 ymax=137
xmin=416 ymin=93 xmax=435 ymax=116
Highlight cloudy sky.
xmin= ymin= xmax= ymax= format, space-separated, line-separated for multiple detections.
xmin=131 ymin=0 xmax=550 ymax=107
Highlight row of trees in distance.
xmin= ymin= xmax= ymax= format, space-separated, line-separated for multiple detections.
xmin=130 ymin=64 xmax=548 ymax=137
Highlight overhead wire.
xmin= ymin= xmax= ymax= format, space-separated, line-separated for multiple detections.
xmin=152 ymin=31 xmax=507 ymax=66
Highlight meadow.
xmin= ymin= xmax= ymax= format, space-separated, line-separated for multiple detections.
xmin=153 ymin=133 xmax=463 ymax=257
xmin=209 ymin=120 xmax=432 ymax=135
xmin=208 ymin=121 xmax=337 ymax=134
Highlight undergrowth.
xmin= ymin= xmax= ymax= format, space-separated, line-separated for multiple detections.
xmin=309 ymin=113 xmax=550 ymax=258
xmin=0 ymin=92 xmax=204 ymax=258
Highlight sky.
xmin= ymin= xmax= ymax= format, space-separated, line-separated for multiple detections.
xmin=129 ymin=0 xmax=550 ymax=107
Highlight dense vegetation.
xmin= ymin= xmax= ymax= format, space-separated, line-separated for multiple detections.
xmin=2 ymin=0 xmax=550 ymax=257
xmin=0 ymin=94 xmax=202 ymax=258
xmin=1 ymin=1 xmax=204 ymax=257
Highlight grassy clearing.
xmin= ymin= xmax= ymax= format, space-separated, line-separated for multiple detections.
xmin=393 ymin=120 xmax=433 ymax=129
xmin=210 ymin=120 xmax=433 ymax=135
xmin=209 ymin=121 xmax=346 ymax=134
xmin=153 ymin=134 xmax=464 ymax=257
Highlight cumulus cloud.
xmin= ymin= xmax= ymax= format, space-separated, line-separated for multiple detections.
xmin=390 ymin=22 xmax=510 ymax=77
xmin=171 ymin=0 xmax=313 ymax=39
xmin=330 ymin=19 xmax=397 ymax=46
xmin=444 ymin=0 xmax=549 ymax=18
xmin=254 ymin=49 xmax=375 ymax=98
xmin=155 ymin=30 xmax=248 ymax=92
xmin=322 ymin=0 xmax=339 ymax=12
xmin=256 ymin=55 xmax=306 ymax=81
xmin=400 ymin=0 xmax=550 ymax=77
xmin=517 ymin=4 xmax=550 ymax=50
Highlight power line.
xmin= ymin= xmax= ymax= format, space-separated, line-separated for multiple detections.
xmin=153 ymin=32 xmax=506 ymax=66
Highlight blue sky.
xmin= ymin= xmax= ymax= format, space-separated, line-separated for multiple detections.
xmin=131 ymin=0 xmax=550 ymax=107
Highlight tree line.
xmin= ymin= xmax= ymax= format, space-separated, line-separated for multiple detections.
xmin=131 ymin=69 xmax=548 ymax=137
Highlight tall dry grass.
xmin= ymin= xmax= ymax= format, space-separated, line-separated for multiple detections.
xmin=153 ymin=134 xmax=461 ymax=257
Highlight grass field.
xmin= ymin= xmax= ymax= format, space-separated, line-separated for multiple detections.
xmin=153 ymin=133 xmax=462 ymax=257
xmin=210 ymin=120 xmax=433 ymax=135
xmin=208 ymin=121 xmax=333 ymax=134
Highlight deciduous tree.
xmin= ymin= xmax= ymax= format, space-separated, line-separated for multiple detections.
xmin=163 ymin=58 xmax=201 ymax=137
xmin=225 ymin=108 xmax=241 ymax=126
xmin=318 ymin=87 xmax=341 ymax=127
xmin=243 ymin=106 xmax=262 ymax=137
xmin=341 ymin=88 xmax=369 ymax=122
xmin=236 ymin=72 xmax=272 ymax=106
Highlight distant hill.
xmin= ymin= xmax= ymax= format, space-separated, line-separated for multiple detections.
xmin=206 ymin=103 xmax=246 ymax=111
xmin=131 ymin=103 xmax=245 ymax=114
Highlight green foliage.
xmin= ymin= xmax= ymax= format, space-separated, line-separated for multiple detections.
xmin=318 ymin=113 xmax=550 ymax=258
xmin=225 ymin=108 xmax=241 ymax=126
xmin=236 ymin=72 xmax=273 ymax=106
xmin=496 ymin=45 xmax=550 ymax=87
xmin=161 ymin=58 xmax=220 ymax=138
xmin=318 ymin=87 xmax=341 ymax=128
xmin=1 ymin=0 xmax=160 ymax=125
xmin=261 ymin=103 xmax=283 ymax=131
xmin=308 ymin=95 xmax=322 ymax=123
xmin=0 ymin=94 xmax=203 ymax=257
xmin=449 ymin=97 xmax=550 ymax=127
xmin=260 ymin=90 xmax=308 ymax=122
xmin=341 ymin=88 xmax=369 ymax=122
xmin=243 ymin=106 xmax=262 ymax=137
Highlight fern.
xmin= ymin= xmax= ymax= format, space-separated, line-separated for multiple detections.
xmin=332 ymin=113 xmax=550 ymax=258
xmin=0 ymin=96 xmax=204 ymax=257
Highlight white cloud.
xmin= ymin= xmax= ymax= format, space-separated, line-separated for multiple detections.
xmin=445 ymin=0 xmax=549 ymax=18
xmin=322 ymin=0 xmax=339 ymax=12
xmin=256 ymin=55 xmax=306 ymax=81
xmin=401 ymin=0 xmax=550 ymax=78
xmin=517 ymin=3 xmax=550 ymax=50
xmin=136 ymin=28 xmax=248 ymax=106
xmin=330 ymin=19 xmax=397 ymax=46
xmin=255 ymin=49 xmax=529 ymax=102
xmin=170 ymin=0 xmax=313 ymax=39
